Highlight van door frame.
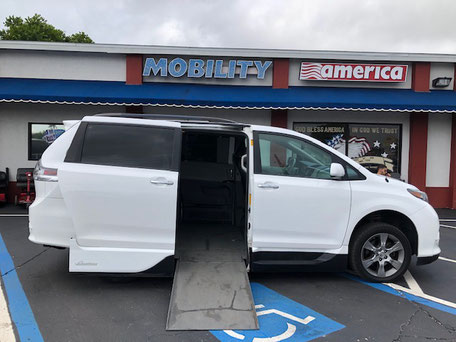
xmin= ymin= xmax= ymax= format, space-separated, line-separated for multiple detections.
xmin=176 ymin=128 xmax=250 ymax=263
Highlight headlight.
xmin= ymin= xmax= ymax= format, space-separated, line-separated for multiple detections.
xmin=407 ymin=188 xmax=428 ymax=202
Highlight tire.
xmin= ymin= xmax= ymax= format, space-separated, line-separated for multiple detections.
xmin=349 ymin=222 xmax=412 ymax=283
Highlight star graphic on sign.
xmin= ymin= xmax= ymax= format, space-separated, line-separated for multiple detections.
xmin=390 ymin=142 xmax=397 ymax=150
xmin=373 ymin=140 xmax=381 ymax=148
xmin=381 ymin=152 xmax=388 ymax=158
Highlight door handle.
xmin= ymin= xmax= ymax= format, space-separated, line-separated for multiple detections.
xmin=257 ymin=182 xmax=279 ymax=189
xmin=240 ymin=154 xmax=247 ymax=173
xmin=150 ymin=178 xmax=174 ymax=186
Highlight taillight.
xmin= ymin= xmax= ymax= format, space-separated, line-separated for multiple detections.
xmin=34 ymin=160 xmax=58 ymax=182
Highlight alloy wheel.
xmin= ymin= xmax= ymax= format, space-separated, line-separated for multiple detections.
xmin=361 ymin=233 xmax=405 ymax=278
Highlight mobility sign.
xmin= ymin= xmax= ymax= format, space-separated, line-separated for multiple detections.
xmin=143 ymin=58 xmax=272 ymax=79
xmin=300 ymin=62 xmax=408 ymax=82
xmin=211 ymin=283 xmax=344 ymax=342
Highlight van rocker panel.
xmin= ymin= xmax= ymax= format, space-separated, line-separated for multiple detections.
xmin=69 ymin=238 xmax=174 ymax=273
xmin=251 ymin=252 xmax=348 ymax=272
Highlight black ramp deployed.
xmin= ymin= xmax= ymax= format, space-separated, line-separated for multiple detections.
xmin=166 ymin=223 xmax=258 ymax=331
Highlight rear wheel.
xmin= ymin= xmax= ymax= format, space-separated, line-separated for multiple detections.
xmin=350 ymin=222 xmax=411 ymax=282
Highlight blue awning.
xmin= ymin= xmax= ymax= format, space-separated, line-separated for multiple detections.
xmin=1 ymin=77 xmax=456 ymax=112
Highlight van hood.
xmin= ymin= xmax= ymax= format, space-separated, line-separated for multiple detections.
xmin=372 ymin=174 xmax=419 ymax=190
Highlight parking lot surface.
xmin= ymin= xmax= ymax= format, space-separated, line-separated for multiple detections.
xmin=0 ymin=211 xmax=455 ymax=341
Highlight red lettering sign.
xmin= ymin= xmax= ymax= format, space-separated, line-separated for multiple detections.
xmin=300 ymin=62 xmax=408 ymax=82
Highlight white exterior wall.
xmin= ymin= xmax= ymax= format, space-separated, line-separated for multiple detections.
xmin=0 ymin=50 xmax=126 ymax=82
xmin=288 ymin=110 xmax=410 ymax=181
xmin=426 ymin=114 xmax=452 ymax=187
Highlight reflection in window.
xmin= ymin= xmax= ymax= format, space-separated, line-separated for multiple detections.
xmin=257 ymin=133 xmax=332 ymax=179
xmin=29 ymin=123 xmax=65 ymax=160
xmin=81 ymin=124 xmax=175 ymax=170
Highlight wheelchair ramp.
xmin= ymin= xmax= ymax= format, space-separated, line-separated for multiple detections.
xmin=166 ymin=259 xmax=258 ymax=331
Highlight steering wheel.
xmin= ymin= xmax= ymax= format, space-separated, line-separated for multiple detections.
xmin=285 ymin=157 xmax=297 ymax=175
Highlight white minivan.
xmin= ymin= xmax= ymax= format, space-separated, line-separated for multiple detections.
xmin=29 ymin=114 xmax=440 ymax=283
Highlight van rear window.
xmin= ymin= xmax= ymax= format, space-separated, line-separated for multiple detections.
xmin=80 ymin=123 xmax=175 ymax=170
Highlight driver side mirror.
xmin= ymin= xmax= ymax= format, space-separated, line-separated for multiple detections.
xmin=330 ymin=163 xmax=345 ymax=179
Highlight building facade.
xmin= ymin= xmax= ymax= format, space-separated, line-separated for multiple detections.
xmin=1 ymin=41 xmax=456 ymax=207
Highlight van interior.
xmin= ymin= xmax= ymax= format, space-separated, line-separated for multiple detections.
xmin=175 ymin=130 xmax=249 ymax=263
xmin=167 ymin=129 xmax=257 ymax=331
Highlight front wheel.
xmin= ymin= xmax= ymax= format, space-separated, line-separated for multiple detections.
xmin=350 ymin=222 xmax=412 ymax=283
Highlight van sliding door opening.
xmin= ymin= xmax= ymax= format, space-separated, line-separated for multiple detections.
xmin=167 ymin=130 xmax=257 ymax=330
xmin=175 ymin=131 xmax=249 ymax=262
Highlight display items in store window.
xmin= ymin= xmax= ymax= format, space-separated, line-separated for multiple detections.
xmin=293 ymin=122 xmax=401 ymax=175
xmin=28 ymin=123 xmax=65 ymax=160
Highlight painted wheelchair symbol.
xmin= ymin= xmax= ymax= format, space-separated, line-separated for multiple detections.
xmin=223 ymin=304 xmax=315 ymax=341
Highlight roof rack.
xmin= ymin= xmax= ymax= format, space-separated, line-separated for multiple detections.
xmin=94 ymin=113 xmax=248 ymax=127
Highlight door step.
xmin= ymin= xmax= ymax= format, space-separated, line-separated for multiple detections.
xmin=166 ymin=259 xmax=258 ymax=331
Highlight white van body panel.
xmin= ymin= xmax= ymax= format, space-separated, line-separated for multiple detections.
xmin=248 ymin=124 xmax=440 ymax=258
xmin=58 ymin=164 xmax=179 ymax=250
xmin=29 ymin=123 xmax=80 ymax=247
xmin=28 ymin=117 xmax=441 ymax=276
xmin=249 ymin=125 xmax=352 ymax=251
xmin=251 ymin=174 xmax=351 ymax=251
xmin=346 ymin=176 xmax=440 ymax=258
xmin=69 ymin=238 xmax=173 ymax=273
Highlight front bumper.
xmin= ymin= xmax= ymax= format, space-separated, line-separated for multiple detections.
xmin=416 ymin=253 xmax=440 ymax=266
xmin=410 ymin=203 xmax=441 ymax=258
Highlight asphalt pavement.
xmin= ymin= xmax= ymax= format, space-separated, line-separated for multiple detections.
xmin=0 ymin=211 xmax=455 ymax=341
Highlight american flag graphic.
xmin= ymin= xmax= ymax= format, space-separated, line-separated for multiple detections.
xmin=326 ymin=134 xmax=371 ymax=158
xmin=300 ymin=63 xmax=324 ymax=80
xmin=326 ymin=134 xmax=344 ymax=149
xmin=347 ymin=137 xmax=371 ymax=158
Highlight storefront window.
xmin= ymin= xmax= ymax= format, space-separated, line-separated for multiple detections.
xmin=294 ymin=123 xmax=401 ymax=175
xmin=28 ymin=123 xmax=65 ymax=160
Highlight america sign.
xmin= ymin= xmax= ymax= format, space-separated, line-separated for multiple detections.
xmin=300 ymin=62 xmax=408 ymax=82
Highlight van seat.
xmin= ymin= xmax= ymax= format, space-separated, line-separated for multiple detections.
xmin=180 ymin=161 xmax=234 ymax=222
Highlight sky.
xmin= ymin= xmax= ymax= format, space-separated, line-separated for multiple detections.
xmin=1 ymin=0 xmax=456 ymax=54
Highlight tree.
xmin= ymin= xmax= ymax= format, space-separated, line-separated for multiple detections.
xmin=0 ymin=14 xmax=94 ymax=43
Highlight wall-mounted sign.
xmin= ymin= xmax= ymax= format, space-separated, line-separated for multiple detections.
xmin=300 ymin=62 xmax=408 ymax=82
xmin=143 ymin=57 xmax=272 ymax=79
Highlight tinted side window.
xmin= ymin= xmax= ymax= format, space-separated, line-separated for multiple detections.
xmin=256 ymin=133 xmax=333 ymax=179
xmin=81 ymin=124 xmax=175 ymax=170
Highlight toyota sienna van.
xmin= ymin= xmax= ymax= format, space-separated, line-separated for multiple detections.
xmin=29 ymin=114 xmax=440 ymax=283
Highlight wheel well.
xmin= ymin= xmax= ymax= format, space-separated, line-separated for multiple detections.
xmin=349 ymin=210 xmax=418 ymax=255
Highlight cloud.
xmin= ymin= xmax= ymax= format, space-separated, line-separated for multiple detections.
xmin=1 ymin=0 xmax=456 ymax=53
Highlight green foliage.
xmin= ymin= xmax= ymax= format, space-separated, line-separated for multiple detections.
xmin=0 ymin=14 xmax=94 ymax=43
xmin=67 ymin=32 xmax=93 ymax=44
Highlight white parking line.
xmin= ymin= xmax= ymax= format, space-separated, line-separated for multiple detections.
xmin=403 ymin=271 xmax=423 ymax=294
xmin=385 ymin=282 xmax=456 ymax=310
xmin=439 ymin=256 xmax=456 ymax=264
xmin=0 ymin=281 xmax=15 ymax=342
xmin=440 ymin=224 xmax=456 ymax=230
xmin=439 ymin=219 xmax=456 ymax=222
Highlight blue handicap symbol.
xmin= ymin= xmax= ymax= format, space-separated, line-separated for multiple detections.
xmin=211 ymin=283 xmax=344 ymax=342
